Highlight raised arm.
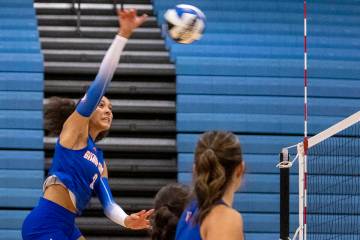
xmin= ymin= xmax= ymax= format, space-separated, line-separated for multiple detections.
xmin=59 ymin=9 xmax=148 ymax=149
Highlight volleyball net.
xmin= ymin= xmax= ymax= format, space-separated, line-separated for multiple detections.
xmin=279 ymin=111 xmax=360 ymax=240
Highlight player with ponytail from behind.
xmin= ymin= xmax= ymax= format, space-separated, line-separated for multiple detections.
xmin=176 ymin=131 xmax=245 ymax=240
xmin=22 ymin=9 xmax=153 ymax=240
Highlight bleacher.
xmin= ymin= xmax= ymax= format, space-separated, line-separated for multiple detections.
xmin=153 ymin=0 xmax=360 ymax=238
xmin=0 ymin=0 xmax=44 ymax=239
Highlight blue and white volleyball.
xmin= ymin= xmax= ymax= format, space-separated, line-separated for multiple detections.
xmin=164 ymin=4 xmax=206 ymax=44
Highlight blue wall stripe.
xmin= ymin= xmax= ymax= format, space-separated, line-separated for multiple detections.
xmin=0 ymin=53 xmax=43 ymax=72
xmin=177 ymin=95 xmax=360 ymax=117
xmin=156 ymin=10 xmax=360 ymax=26
xmin=0 ymin=8 xmax=35 ymax=18
xmin=0 ymin=73 xmax=43 ymax=91
xmin=0 ymin=230 xmax=22 ymax=240
xmin=170 ymin=45 xmax=360 ymax=61
xmin=176 ymin=57 xmax=360 ymax=79
xmin=0 ymin=211 xmax=29 ymax=229
xmin=0 ymin=188 xmax=41 ymax=208
xmin=0 ymin=92 xmax=43 ymax=110
xmin=0 ymin=170 xmax=43 ymax=189
xmin=154 ymin=0 xmax=360 ymax=15
xmin=0 ymin=19 xmax=37 ymax=29
xmin=0 ymin=0 xmax=34 ymax=8
xmin=176 ymin=113 xmax=341 ymax=135
xmin=0 ymin=150 xmax=43 ymax=170
xmin=176 ymin=76 xmax=360 ymax=98
xmin=165 ymin=34 xmax=360 ymax=48
xmin=0 ymin=110 xmax=42 ymax=129
xmin=0 ymin=129 xmax=43 ymax=149
xmin=0 ymin=30 xmax=39 ymax=41
xmin=0 ymin=41 xmax=41 ymax=53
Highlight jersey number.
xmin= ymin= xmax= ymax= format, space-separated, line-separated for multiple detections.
xmin=90 ymin=173 xmax=98 ymax=190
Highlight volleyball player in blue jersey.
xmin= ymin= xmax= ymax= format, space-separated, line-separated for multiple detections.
xmin=22 ymin=9 xmax=153 ymax=240
xmin=176 ymin=131 xmax=245 ymax=240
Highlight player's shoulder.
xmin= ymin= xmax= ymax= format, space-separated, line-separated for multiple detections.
xmin=201 ymin=204 xmax=243 ymax=239
xmin=209 ymin=204 xmax=243 ymax=224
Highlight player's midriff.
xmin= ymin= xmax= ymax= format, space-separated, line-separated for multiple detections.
xmin=44 ymin=184 xmax=77 ymax=213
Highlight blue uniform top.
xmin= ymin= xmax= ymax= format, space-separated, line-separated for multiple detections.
xmin=176 ymin=200 xmax=229 ymax=240
xmin=176 ymin=201 xmax=201 ymax=240
xmin=48 ymin=136 xmax=105 ymax=215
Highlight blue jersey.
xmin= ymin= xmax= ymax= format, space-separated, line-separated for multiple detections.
xmin=176 ymin=200 xmax=230 ymax=240
xmin=176 ymin=201 xmax=202 ymax=240
xmin=48 ymin=136 xmax=105 ymax=214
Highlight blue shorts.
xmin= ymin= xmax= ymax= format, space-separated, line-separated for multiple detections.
xmin=22 ymin=197 xmax=82 ymax=240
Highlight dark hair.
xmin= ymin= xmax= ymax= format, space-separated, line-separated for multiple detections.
xmin=194 ymin=131 xmax=243 ymax=224
xmin=44 ymin=96 xmax=109 ymax=141
xmin=151 ymin=183 xmax=191 ymax=240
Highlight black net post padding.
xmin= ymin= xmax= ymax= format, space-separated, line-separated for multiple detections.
xmin=280 ymin=149 xmax=290 ymax=240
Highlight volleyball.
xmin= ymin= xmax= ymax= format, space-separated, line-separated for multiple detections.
xmin=164 ymin=4 xmax=206 ymax=44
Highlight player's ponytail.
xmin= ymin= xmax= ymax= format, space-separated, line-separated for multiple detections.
xmin=194 ymin=148 xmax=225 ymax=224
xmin=194 ymin=131 xmax=243 ymax=224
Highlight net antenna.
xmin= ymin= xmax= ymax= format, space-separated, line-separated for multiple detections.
xmin=278 ymin=1 xmax=309 ymax=238
xmin=298 ymin=0 xmax=309 ymax=238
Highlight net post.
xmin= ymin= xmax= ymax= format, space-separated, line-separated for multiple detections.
xmin=280 ymin=148 xmax=290 ymax=240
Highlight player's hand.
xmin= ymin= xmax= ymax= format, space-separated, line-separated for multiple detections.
xmin=118 ymin=9 xmax=148 ymax=39
xmin=124 ymin=209 xmax=154 ymax=230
